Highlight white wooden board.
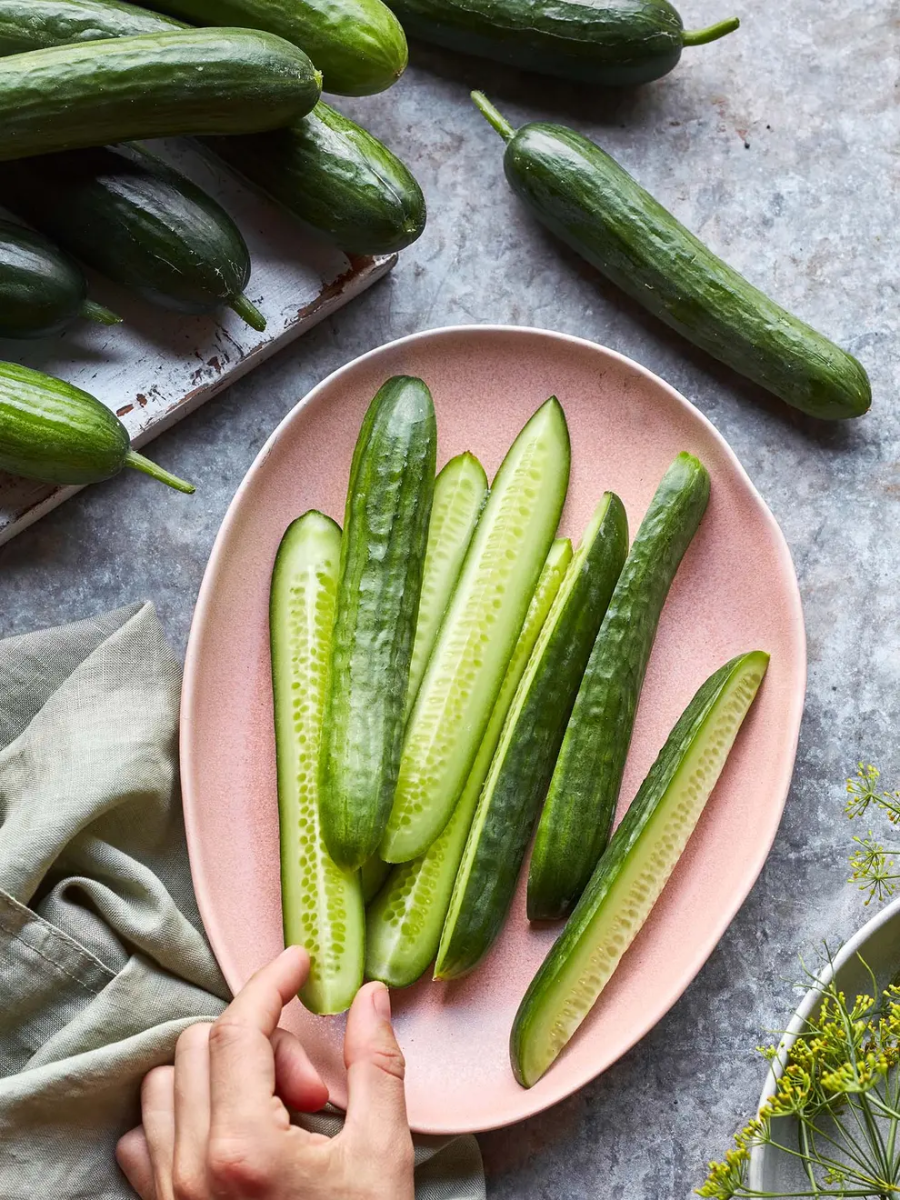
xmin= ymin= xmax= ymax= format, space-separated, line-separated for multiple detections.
xmin=0 ymin=139 xmax=396 ymax=545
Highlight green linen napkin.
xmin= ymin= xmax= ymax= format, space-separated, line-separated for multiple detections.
xmin=0 ymin=603 xmax=485 ymax=1200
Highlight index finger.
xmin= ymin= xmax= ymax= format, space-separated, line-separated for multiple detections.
xmin=208 ymin=945 xmax=309 ymax=1136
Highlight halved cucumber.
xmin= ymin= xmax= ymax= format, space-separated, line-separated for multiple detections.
xmin=270 ymin=511 xmax=364 ymax=1014
xmin=380 ymin=397 xmax=571 ymax=863
xmin=320 ymin=376 xmax=437 ymax=870
xmin=405 ymin=452 xmax=488 ymax=722
xmin=511 ymin=650 xmax=769 ymax=1086
xmin=435 ymin=493 xmax=628 ymax=981
xmin=366 ymin=538 xmax=572 ymax=988
xmin=528 ymin=452 xmax=710 ymax=920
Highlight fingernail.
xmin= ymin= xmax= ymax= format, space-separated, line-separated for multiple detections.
xmin=372 ymin=983 xmax=392 ymax=1021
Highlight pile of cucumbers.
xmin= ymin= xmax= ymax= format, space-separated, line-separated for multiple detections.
xmin=270 ymin=375 xmax=769 ymax=1085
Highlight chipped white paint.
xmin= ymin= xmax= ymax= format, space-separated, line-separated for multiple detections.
xmin=0 ymin=139 xmax=396 ymax=546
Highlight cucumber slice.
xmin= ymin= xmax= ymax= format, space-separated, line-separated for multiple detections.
xmin=366 ymin=538 xmax=572 ymax=988
xmin=270 ymin=511 xmax=364 ymax=1015
xmin=528 ymin=452 xmax=710 ymax=919
xmin=320 ymin=376 xmax=437 ymax=870
xmin=381 ymin=397 xmax=571 ymax=863
xmin=405 ymin=452 xmax=489 ymax=722
xmin=435 ymin=493 xmax=629 ymax=981
xmin=511 ymin=650 xmax=769 ymax=1086
xmin=360 ymin=855 xmax=391 ymax=904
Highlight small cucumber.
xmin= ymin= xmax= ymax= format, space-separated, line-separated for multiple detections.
xmin=131 ymin=0 xmax=408 ymax=95
xmin=0 ymin=361 xmax=193 ymax=492
xmin=0 ymin=0 xmax=178 ymax=52
xmin=0 ymin=218 xmax=119 ymax=339
xmin=528 ymin=453 xmax=710 ymax=920
xmin=381 ymin=397 xmax=571 ymax=864
xmin=320 ymin=376 xmax=437 ymax=871
xmin=473 ymin=94 xmax=872 ymax=421
xmin=0 ymin=28 xmax=321 ymax=161
xmin=387 ymin=0 xmax=738 ymax=87
xmin=270 ymin=511 xmax=364 ymax=1014
xmin=511 ymin=650 xmax=769 ymax=1086
xmin=366 ymin=538 xmax=571 ymax=989
xmin=0 ymin=144 xmax=265 ymax=330
xmin=405 ymin=452 xmax=488 ymax=722
xmin=435 ymin=493 xmax=628 ymax=981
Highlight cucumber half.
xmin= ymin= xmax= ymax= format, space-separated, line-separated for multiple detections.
xmin=381 ymin=396 xmax=571 ymax=864
xmin=366 ymin=538 xmax=572 ymax=988
xmin=270 ymin=511 xmax=364 ymax=1015
xmin=511 ymin=649 xmax=769 ymax=1086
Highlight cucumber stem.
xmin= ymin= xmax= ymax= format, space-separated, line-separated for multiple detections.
xmin=125 ymin=450 xmax=195 ymax=494
xmin=229 ymin=292 xmax=267 ymax=332
xmin=471 ymin=91 xmax=516 ymax=143
xmin=682 ymin=16 xmax=740 ymax=45
xmin=81 ymin=299 xmax=123 ymax=326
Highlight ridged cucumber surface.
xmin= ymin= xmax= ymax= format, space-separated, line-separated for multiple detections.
xmin=436 ymin=492 xmax=628 ymax=980
xmin=528 ymin=453 xmax=710 ymax=920
xmin=405 ymin=452 xmax=488 ymax=723
xmin=270 ymin=511 xmax=364 ymax=1014
xmin=366 ymin=538 xmax=571 ymax=988
xmin=511 ymin=650 xmax=769 ymax=1086
xmin=380 ymin=397 xmax=571 ymax=864
xmin=0 ymin=28 xmax=321 ymax=161
xmin=320 ymin=376 xmax=437 ymax=871
xmin=0 ymin=0 xmax=178 ymax=52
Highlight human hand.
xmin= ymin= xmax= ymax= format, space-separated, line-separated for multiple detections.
xmin=116 ymin=946 xmax=414 ymax=1200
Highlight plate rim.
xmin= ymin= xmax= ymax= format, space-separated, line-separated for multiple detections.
xmin=181 ymin=323 xmax=808 ymax=1133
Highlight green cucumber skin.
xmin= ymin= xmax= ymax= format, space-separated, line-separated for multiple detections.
xmin=529 ymin=453 xmax=710 ymax=921
xmin=320 ymin=376 xmax=437 ymax=871
xmin=129 ymin=0 xmax=408 ymax=95
xmin=495 ymin=120 xmax=870 ymax=420
xmin=0 ymin=28 xmax=321 ymax=162
xmin=0 ymin=145 xmax=252 ymax=316
xmin=360 ymin=855 xmax=391 ymax=904
xmin=436 ymin=493 xmax=629 ymax=981
xmin=511 ymin=651 xmax=769 ymax=1086
xmin=0 ymin=0 xmax=178 ymax=52
xmin=0 ymin=218 xmax=90 ymax=339
xmin=208 ymin=101 xmax=427 ymax=256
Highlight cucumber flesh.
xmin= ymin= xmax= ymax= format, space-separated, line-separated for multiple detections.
xmin=270 ymin=511 xmax=364 ymax=1015
xmin=381 ymin=397 xmax=571 ymax=863
xmin=366 ymin=538 xmax=572 ymax=988
xmin=405 ymin=452 xmax=488 ymax=723
xmin=511 ymin=650 xmax=769 ymax=1086
xmin=435 ymin=493 xmax=628 ymax=981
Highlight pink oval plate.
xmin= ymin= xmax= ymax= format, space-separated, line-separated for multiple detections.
xmin=181 ymin=325 xmax=806 ymax=1135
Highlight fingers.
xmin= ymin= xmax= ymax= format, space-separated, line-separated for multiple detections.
xmin=209 ymin=946 xmax=310 ymax=1137
xmin=342 ymin=983 xmax=413 ymax=1172
xmin=141 ymin=1066 xmax=176 ymax=1200
xmin=271 ymin=1027 xmax=329 ymax=1113
xmin=116 ymin=1127 xmax=156 ymax=1200
xmin=173 ymin=1023 xmax=212 ymax=1200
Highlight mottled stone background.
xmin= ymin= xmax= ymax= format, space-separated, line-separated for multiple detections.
xmin=1 ymin=0 xmax=897 ymax=1194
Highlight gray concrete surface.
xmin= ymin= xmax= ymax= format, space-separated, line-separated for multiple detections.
xmin=1 ymin=0 xmax=898 ymax=1194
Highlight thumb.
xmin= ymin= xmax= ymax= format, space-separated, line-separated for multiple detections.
xmin=342 ymin=983 xmax=412 ymax=1162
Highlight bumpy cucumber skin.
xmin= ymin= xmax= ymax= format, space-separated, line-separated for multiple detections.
xmin=0 ymin=28 xmax=321 ymax=161
xmin=389 ymin=0 xmax=686 ymax=85
xmin=511 ymin=651 xmax=769 ymax=1086
xmin=133 ymin=0 xmax=408 ymax=95
xmin=381 ymin=397 xmax=571 ymax=865
xmin=0 ymin=218 xmax=90 ymax=339
xmin=529 ymin=454 xmax=710 ymax=921
xmin=436 ymin=493 xmax=629 ymax=981
xmin=270 ymin=511 xmax=364 ymax=1015
xmin=210 ymin=101 xmax=427 ymax=256
xmin=498 ymin=122 xmax=870 ymax=420
xmin=0 ymin=0 xmax=178 ymax=52
xmin=365 ymin=538 xmax=571 ymax=989
xmin=320 ymin=376 xmax=437 ymax=871
xmin=0 ymin=145 xmax=253 ymax=316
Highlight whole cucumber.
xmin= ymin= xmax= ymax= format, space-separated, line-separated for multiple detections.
xmin=0 ymin=0 xmax=177 ymax=53
xmin=0 ymin=219 xmax=120 ymax=339
xmin=388 ymin=0 xmax=738 ymax=87
xmin=125 ymin=0 xmax=408 ymax=95
xmin=473 ymin=94 xmax=871 ymax=421
xmin=0 ymin=28 xmax=321 ymax=161
xmin=0 ymin=362 xmax=194 ymax=492
xmin=0 ymin=145 xmax=266 ymax=330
